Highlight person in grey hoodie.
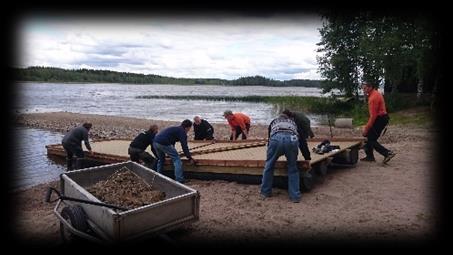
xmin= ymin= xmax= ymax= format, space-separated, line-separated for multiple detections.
xmin=61 ymin=122 xmax=93 ymax=170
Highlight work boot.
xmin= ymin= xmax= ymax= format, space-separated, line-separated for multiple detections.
xmin=360 ymin=156 xmax=376 ymax=162
xmin=383 ymin=151 xmax=396 ymax=164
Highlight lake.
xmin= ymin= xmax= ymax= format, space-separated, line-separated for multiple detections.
xmin=11 ymin=82 xmax=326 ymax=189
xmin=13 ymin=82 xmax=326 ymax=125
xmin=10 ymin=126 xmax=66 ymax=190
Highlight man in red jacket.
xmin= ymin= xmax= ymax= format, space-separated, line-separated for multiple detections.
xmin=361 ymin=82 xmax=396 ymax=163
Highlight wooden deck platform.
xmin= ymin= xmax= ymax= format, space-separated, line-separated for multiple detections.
xmin=46 ymin=138 xmax=364 ymax=178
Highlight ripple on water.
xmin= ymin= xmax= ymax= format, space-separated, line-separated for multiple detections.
xmin=10 ymin=126 xmax=66 ymax=191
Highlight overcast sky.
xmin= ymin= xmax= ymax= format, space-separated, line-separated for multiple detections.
xmin=18 ymin=13 xmax=324 ymax=80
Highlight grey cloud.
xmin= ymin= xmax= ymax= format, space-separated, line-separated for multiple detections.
xmin=92 ymin=47 xmax=128 ymax=57
xmin=282 ymin=67 xmax=309 ymax=74
xmin=158 ymin=43 xmax=173 ymax=50
xmin=72 ymin=57 xmax=145 ymax=67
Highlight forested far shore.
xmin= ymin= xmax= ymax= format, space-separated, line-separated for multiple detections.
xmin=12 ymin=66 xmax=322 ymax=87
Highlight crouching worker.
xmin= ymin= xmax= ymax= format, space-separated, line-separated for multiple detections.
xmin=62 ymin=122 xmax=93 ymax=171
xmin=128 ymin=124 xmax=158 ymax=169
xmin=153 ymin=120 xmax=196 ymax=183
xmin=193 ymin=116 xmax=214 ymax=140
xmin=223 ymin=110 xmax=251 ymax=141
xmin=260 ymin=113 xmax=301 ymax=203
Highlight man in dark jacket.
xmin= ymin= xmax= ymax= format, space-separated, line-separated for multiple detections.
xmin=61 ymin=122 xmax=93 ymax=170
xmin=153 ymin=120 xmax=196 ymax=183
xmin=128 ymin=124 xmax=158 ymax=169
xmin=282 ymin=109 xmax=313 ymax=160
xmin=193 ymin=116 xmax=214 ymax=140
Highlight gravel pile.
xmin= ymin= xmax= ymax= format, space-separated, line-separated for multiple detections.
xmin=86 ymin=167 xmax=166 ymax=210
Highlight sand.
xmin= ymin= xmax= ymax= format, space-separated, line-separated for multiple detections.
xmin=10 ymin=112 xmax=440 ymax=245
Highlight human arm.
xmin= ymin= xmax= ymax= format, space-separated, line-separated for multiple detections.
xmin=267 ymin=122 xmax=272 ymax=140
xmin=206 ymin=121 xmax=214 ymax=137
xmin=363 ymin=96 xmax=379 ymax=136
xmin=298 ymin=136 xmax=311 ymax=160
xmin=193 ymin=125 xmax=201 ymax=140
xmin=83 ymin=129 xmax=92 ymax=152
xmin=179 ymin=131 xmax=193 ymax=160
xmin=231 ymin=129 xmax=237 ymax=141
xmin=308 ymin=128 xmax=315 ymax=138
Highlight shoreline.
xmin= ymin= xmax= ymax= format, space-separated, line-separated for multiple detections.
xmin=10 ymin=111 xmax=439 ymax=243
xmin=16 ymin=80 xmax=322 ymax=88
xmin=14 ymin=111 xmax=431 ymax=144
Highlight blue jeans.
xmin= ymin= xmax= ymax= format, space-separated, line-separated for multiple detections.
xmin=260 ymin=132 xmax=301 ymax=201
xmin=153 ymin=142 xmax=185 ymax=183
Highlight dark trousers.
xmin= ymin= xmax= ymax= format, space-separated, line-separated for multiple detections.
xmin=128 ymin=147 xmax=157 ymax=169
xmin=194 ymin=134 xmax=214 ymax=140
xmin=230 ymin=123 xmax=250 ymax=140
xmin=299 ymin=136 xmax=311 ymax=160
xmin=62 ymin=143 xmax=84 ymax=170
xmin=364 ymin=114 xmax=390 ymax=159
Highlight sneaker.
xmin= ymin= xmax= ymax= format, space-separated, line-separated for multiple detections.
xmin=290 ymin=197 xmax=301 ymax=203
xmin=383 ymin=151 xmax=396 ymax=164
xmin=360 ymin=157 xmax=376 ymax=162
xmin=260 ymin=193 xmax=270 ymax=200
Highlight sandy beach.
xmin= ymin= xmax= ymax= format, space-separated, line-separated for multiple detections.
xmin=10 ymin=112 xmax=440 ymax=245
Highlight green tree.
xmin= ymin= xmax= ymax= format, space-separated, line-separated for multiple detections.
xmin=317 ymin=11 xmax=440 ymax=99
xmin=317 ymin=14 xmax=362 ymax=97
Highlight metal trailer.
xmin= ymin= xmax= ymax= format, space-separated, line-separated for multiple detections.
xmin=47 ymin=161 xmax=200 ymax=243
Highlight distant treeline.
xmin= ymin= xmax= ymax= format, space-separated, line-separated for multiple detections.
xmin=13 ymin=66 xmax=322 ymax=87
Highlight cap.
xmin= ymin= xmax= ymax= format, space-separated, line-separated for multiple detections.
xmin=223 ymin=110 xmax=233 ymax=117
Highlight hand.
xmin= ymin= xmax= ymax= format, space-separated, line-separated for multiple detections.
xmin=362 ymin=131 xmax=367 ymax=137
xmin=189 ymin=158 xmax=197 ymax=165
xmin=89 ymin=150 xmax=94 ymax=155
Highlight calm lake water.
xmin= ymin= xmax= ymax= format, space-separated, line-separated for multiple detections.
xmin=13 ymin=82 xmax=326 ymax=125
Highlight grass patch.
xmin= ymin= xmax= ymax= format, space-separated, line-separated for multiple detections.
xmin=388 ymin=107 xmax=433 ymax=126
xmin=138 ymin=93 xmax=435 ymax=127
xmin=137 ymin=95 xmax=350 ymax=114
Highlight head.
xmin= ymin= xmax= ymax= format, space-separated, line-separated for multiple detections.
xmin=82 ymin=122 xmax=92 ymax=130
xmin=281 ymin=109 xmax=295 ymax=118
xmin=181 ymin=119 xmax=193 ymax=132
xmin=279 ymin=113 xmax=289 ymax=119
xmin=361 ymin=82 xmax=375 ymax=95
xmin=223 ymin=110 xmax=233 ymax=120
xmin=193 ymin=116 xmax=202 ymax=125
xmin=148 ymin=124 xmax=158 ymax=134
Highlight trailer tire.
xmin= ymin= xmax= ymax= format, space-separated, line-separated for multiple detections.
xmin=301 ymin=172 xmax=313 ymax=192
xmin=315 ymin=162 xmax=328 ymax=176
xmin=60 ymin=205 xmax=88 ymax=242
xmin=349 ymin=148 xmax=359 ymax=164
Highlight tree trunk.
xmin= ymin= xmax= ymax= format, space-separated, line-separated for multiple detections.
xmin=417 ymin=79 xmax=424 ymax=102
xmin=391 ymin=79 xmax=399 ymax=94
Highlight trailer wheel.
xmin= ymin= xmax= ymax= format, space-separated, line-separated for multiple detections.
xmin=349 ymin=148 xmax=359 ymax=164
xmin=315 ymin=162 xmax=328 ymax=176
xmin=60 ymin=205 xmax=89 ymax=242
xmin=301 ymin=172 xmax=313 ymax=192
